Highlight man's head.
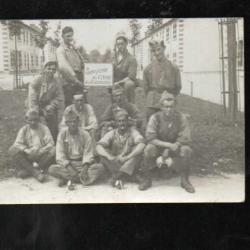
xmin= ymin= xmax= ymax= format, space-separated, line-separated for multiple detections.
xmin=25 ymin=109 xmax=40 ymax=129
xmin=149 ymin=39 xmax=166 ymax=62
xmin=115 ymin=31 xmax=128 ymax=54
xmin=43 ymin=60 xmax=57 ymax=80
xmin=73 ymin=93 xmax=85 ymax=111
xmin=62 ymin=26 xmax=74 ymax=45
xmin=112 ymin=86 xmax=126 ymax=105
xmin=114 ymin=109 xmax=129 ymax=133
xmin=160 ymin=91 xmax=176 ymax=117
xmin=64 ymin=109 xmax=79 ymax=134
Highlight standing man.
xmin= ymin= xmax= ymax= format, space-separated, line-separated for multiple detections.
xmin=27 ymin=60 xmax=64 ymax=141
xmin=96 ymin=109 xmax=145 ymax=190
xmin=8 ymin=109 xmax=55 ymax=183
xmin=113 ymin=31 xmax=138 ymax=103
xmin=139 ymin=91 xmax=195 ymax=193
xmin=49 ymin=109 xmax=104 ymax=190
xmin=60 ymin=93 xmax=98 ymax=143
xmin=56 ymin=26 xmax=86 ymax=107
xmin=143 ymin=39 xmax=182 ymax=120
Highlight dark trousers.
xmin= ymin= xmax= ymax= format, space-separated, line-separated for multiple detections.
xmin=142 ymin=144 xmax=192 ymax=178
xmin=63 ymin=71 xmax=85 ymax=107
xmin=45 ymin=114 xmax=58 ymax=142
xmin=11 ymin=150 xmax=55 ymax=177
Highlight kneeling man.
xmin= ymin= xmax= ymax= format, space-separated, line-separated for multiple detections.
xmin=8 ymin=109 xmax=55 ymax=182
xmin=49 ymin=109 xmax=104 ymax=190
xmin=139 ymin=91 xmax=195 ymax=193
xmin=96 ymin=109 xmax=145 ymax=190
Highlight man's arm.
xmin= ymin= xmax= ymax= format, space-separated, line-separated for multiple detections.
xmin=83 ymin=105 xmax=98 ymax=131
xmin=56 ymin=130 xmax=70 ymax=167
xmin=176 ymin=114 xmax=191 ymax=145
xmin=13 ymin=126 xmax=29 ymax=152
xmin=39 ymin=125 xmax=55 ymax=153
xmin=96 ymin=131 xmax=115 ymax=160
xmin=56 ymin=47 xmax=81 ymax=85
xmin=81 ymin=131 xmax=94 ymax=166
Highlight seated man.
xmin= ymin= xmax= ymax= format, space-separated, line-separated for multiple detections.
xmin=26 ymin=60 xmax=64 ymax=141
xmin=100 ymin=85 xmax=143 ymax=137
xmin=60 ymin=93 xmax=98 ymax=142
xmin=49 ymin=109 xmax=104 ymax=190
xmin=96 ymin=109 xmax=145 ymax=190
xmin=8 ymin=109 xmax=55 ymax=183
xmin=139 ymin=91 xmax=195 ymax=193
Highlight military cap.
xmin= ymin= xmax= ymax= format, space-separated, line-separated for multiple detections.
xmin=114 ymin=109 xmax=129 ymax=120
xmin=62 ymin=26 xmax=74 ymax=35
xmin=149 ymin=39 xmax=165 ymax=49
xmin=159 ymin=91 xmax=176 ymax=104
xmin=25 ymin=109 xmax=39 ymax=119
xmin=115 ymin=31 xmax=129 ymax=43
xmin=64 ymin=109 xmax=78 ymax=122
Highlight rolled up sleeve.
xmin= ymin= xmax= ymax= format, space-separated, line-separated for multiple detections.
xmin=56 ymin=130 xmax=70 ymax=167
xmin=82 ymin=132 xmax=94 ymax=165
xmin=145 ymin=115 xmax=158 ymax=142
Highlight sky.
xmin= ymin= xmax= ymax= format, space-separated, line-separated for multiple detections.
xmin=24 ymin=19 xmax=152 ymax=53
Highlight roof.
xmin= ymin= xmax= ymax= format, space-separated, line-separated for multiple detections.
xmin=131 ymin=18 xmax=178 ymax=47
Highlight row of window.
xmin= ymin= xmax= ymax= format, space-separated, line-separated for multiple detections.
xmin=10 ymin=51 xmax=41 ymax=68
xmin=9 ymin=28 xmax=37 ymax=47
xmin=153 ymin=22 xmax=178 ymax=43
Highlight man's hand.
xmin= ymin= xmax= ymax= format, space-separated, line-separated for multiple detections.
xmin=169 ymin=143 xmax=180 ymax=152
xmin=45 ymin=105 xmax=54 ymax=116
xmin=107 ymin=155 xmax=116 ymax=162
xmin=116 ymin=155 xmax=129 ymax=165
xmin=25 ymin=147 xmax=39 ymax=160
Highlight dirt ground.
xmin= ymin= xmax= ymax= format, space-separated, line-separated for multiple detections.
xmin=0 ymin=173 xmax=244 ymax=204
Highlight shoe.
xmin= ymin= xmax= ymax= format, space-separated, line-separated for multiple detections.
xmin=181 ymin=178 xmax=195 ymax=193
xmin=67 ymin=180 xmax=75 ymax=191
xmin=36 ymin=173 xmax=46 ymax=183
xmin=138 ymin=177 xmax=152 ymax=191
xmin=58 ymin=178 xmax=67 ymax=187
xmin=115 ymin=179 xmax=124 ymax=190
xmin=17 ymin=169 xmax=30 ymax=179
xmin=109 ymin=176 xmax=117 ymax=187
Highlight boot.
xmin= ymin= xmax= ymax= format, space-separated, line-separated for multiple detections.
xmin=138 ymin=171 xmax=152 ymax=191
xmin=181 ymin=177 xmax=195 ymax=193
xmin=32 ymin=169 xmax=46 ymax=183
xmin=58 ymin=178 xmax=67 ymax=187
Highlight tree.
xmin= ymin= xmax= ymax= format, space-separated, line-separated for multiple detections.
xmin=51 ymin=21 xmax=61 ymax=48
xmin=34 ymin=20 xmax=49 ymax=63
xmin=146 ymin=18 xmax=164 ymax=36
xmin=89 ymin=49 xmax=102 ymax=63
xmin=129 ymin=19 xmax=142 ymax=45
xmin=1 ymin=20 xmax=22 ymax=89
xmin=101 ymin=49 xmax=113 ymax=63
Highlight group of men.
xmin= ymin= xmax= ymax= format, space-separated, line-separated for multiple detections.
xmin=8 ymin=26 xmax=195 ymax=193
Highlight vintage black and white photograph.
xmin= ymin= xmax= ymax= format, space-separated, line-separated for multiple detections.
xmin=0 ymin=18 xmax=244 ymax=203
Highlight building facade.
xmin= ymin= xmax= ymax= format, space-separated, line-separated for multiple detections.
xmin=132 ymin=18 xmax=244 ymax=111
xmin=0 ymin=21 xmax=43 ymax=74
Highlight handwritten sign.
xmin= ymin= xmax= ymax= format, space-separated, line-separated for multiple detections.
xmin=84 ymin=63 xmax=113 ymax=86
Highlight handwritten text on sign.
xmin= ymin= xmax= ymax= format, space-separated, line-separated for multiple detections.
xmin=84 ymin=63 xmax=113 ymax=86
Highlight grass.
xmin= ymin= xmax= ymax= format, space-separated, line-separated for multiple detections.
xmin=0 ymin=87 xmax=245 ymax=177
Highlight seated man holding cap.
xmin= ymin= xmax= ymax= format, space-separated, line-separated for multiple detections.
xmin=100 ymin=85 xmax=142 ymax=137
xmin=96 ymin=109 xmax=145 ymax=190
xmin=60 ymin=93 xmax=98 ymax=143
xmin=139 ymin=91 xmax=195 ymax=193
xmin=8 ymin=109 xmax=55 ymax=183
xmin=49 ymin=109 xmax=104 ymax=190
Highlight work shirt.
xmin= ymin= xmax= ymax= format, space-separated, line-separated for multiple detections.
xmin=113 ymin=50 xmax=137 ymax=83
xmin=146 ymin=111 xmax=191 ymax=145
xmin=12 ymin=123 xmax=54 ymax=152
xmin=27 ymin=75 xmax=64 ymax=123
xmin=56 ymin=41 xmax=84 ymax=84
xmin=97 ymin=127 xmax=145 ymax=156
xmin=56 ymin=127 xmax=94 ymax=167
xmin=143 ymin=57 xmax=181 ymax=108
xmin=100 ymin=102 xmax=142 ymax=124
xmin=60 ymin=104 xmax=98 ymax=132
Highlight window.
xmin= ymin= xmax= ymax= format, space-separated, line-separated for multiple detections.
xmin=23 ymin=30 xmax=26 ymax=44
xmin=173 ymin=23 xmax=177 ymax=40
xmin=238 ymin=40 xmax=244 ymax=67
xmin=36 ymin=55 xmax=39 ymax=66
xmin=166 ymin=27 xmax=169 ymax=42
xmin=30 ymin=34 xmax=33 ymax=46
xmin=18 ymin=51 xmax=22 ymax=67
xmin=10 ymin=51 xmax=15 ymax=67
xmin=31 ymin=55 xmax=34 ymax=67
xmin=173 ymin=52 xmax=177 ymax=64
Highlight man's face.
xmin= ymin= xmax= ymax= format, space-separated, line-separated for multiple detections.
xmin=151 ymin=45 xmax=165 ymax=61
xmin=116 ymin=38 xmax=127 ymax=54
xmin=161 ymin=99 xmax=175 ymax=116
xmin=62 ymin=32 xmax=74 ymax=45
xmin=44 ymin=64 xmax=56 ymax=79
xmin=116 ymin=115 xmax=128 ymax=132
xmin=113 ymin=93 xmax=125 ymax=105
xmin=66 ymin=119 xmax=79 ymax=134
xmin=26 ymin=115 xmax=39 ymax=129
xmin=73 ymin=98 xmax=84 ymax=111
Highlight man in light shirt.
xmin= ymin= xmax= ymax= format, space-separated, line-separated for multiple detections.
xmin=60 ymin=93 xmax=98 ymax=143
xmin=8 ymin=109 xmax=55 ymax=183
xmin=49 ymin=109 xmax=104 ymax=190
